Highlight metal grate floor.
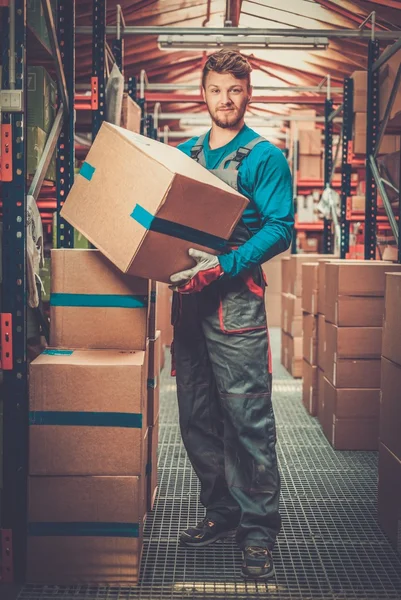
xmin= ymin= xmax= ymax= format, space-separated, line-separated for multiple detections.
xmin=19 ymin=329 xmax=401 ymax=600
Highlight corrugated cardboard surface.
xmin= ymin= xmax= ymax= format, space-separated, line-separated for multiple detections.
xmin=157 ymin=283 xmax=173 ymax=348
xmin=27 ymin=475 xmax=143 ymax=583
xmin=290 ymin=254 xmax=334 ymax=298
xmin=325 ymin=262 xmax=401 ymax=300
xmin=29 ymin=349 xmax=147 ymax=475
xmin=317 ymin=313 xmax=326 ymax=370
xmin=61 ymin=123 xmax=248 ymax=283
xmin=50 ymin=249 xmax=149 ymax=350
xmin=326 ymin=296 xmax=385 ymax=327
xmin=298 ymin=130 xmax=321 ymax=155
xmin=265 ymin=292 xmax=281 ymax=327
xmin=325 ymin=322 xmax=382 ymax=360
xmin=354 ymin=112 xmax=401 ymax=155
xmin=287 ymin=334 xmax=303 ymax=378
xmin=325 ymin=356 xmax=381 ymax=389
xmin=331 ymin=417 xmax=379 ymax=451
xmin=324 ymin=378 xmax=380 ymax=419
xmin=121 ymin=94 xmax=141 ymax=133
xmin=302 ymin=360 xmax=318 ymax=416
xmin=281 ymin=257 xmax=291 ymax=294
xmin=298 ymin=155 xmax=321 ymax=179
xmin=301 ymin=262 xmax=319 ymax=314
xmin=281 ymin=293 xmax=302 ymax=334
xmin=148 ymin=331 xmax=161 ymax=427
xmin=303 ymin=313 xmax=318 ymax=365
xmin=317 ymin=367 xmax=325 ymax=420
xmin=382 ymin=273 xmax=401 ymax=366
xmin=262 ymin=259 xmax=281 ymax=294
xmin=378 ymin=442 xmax=401 ymax=554
xmin=147 ymin=419 xmax=159 ymax=513
xmin=380 ymin=357 xmax=401 ymax=461
xmin=351 ymin=71 xmax=367 ymax=113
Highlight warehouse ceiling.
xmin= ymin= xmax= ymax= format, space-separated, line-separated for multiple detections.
xmin=75 ymin=0 xmax=401 ymax=142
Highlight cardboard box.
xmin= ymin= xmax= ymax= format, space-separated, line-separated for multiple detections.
xmin=148 ymin=331 xmax=161 ymax=427
xmin=265 ymin=292 xmax=281 ymax=328
xmin=147 ymin=419 xmax=159 ymax=513
xmin=157 ymin=283 xmax=173 ymax=348
xmin=298 ymin=130 xmax=321 ymax=155
xmin=302 ymin=262 xmax=319 ymax=314
xmin=297 ymin=195 xmax=315 ymax=223
xmin=262 ymin=259 xmax=281 ymax=294
xmin=379 ymin=48 xmax=401 ymax=124
xmin=148 ymin=280 xmax=158 ymax=341
xmin=287 ymin=334 xmax=303 ymax=378
xmin=324 ymin=378 xmax=379 ymax=450
xmin=291 ymin=254 xmax=334 ymax=298
xmin=281 ymin=256 xmax=291 ymax=294
xmin=281 ymin=293 xmax=302 ymax=336
xmin=298 ymin=234 xmax=319 ymax=253
xmin=289 ymin=109 xmax=316 ymax=135
xmin=61 ymin=123 xmax=248 ymax=284
xmin=350 ymin=195 xmax=365 ymax=211
xmin=317 ymin=367 xmax=325 ymax=419
xmin=27 ymin=66 xmax=57 ymax=134
xmin=326 ymin=296 xmax=385 ymax=327
xmin=378 ymin=442 xmax=401 ymax=554
xmin=121 ymin=94 xmax=141 ymax=133
xmin=325 ymin=261 xmax=401 ymax=299
xmin=382 ymin=273 xmax=401 ymax=366
xmin=298 ymin=155 xmax=321 ymax=180
xmin=380 ymin=357 xmax=401 ymax=461
xmin=29 ymin=349 xmax=148 ymax=475
xmin=303 ymin=313 xmax=318 ymax=365
xmin=351 ymin=71 xmax=367 ymax=113
xmin=325 ymin=322 xmax=382 ymax=360
xmin=317 ymin=313 xmax=326 ymax=370
xmin=27 ymin=475 xmax=143 ymax=583
xmin=325 ymin=355 xmax=381 ymax=389
xmin=281 ymin=329 xmax=287 ymax=367
xmin=302 ymin=359 xmax=318 ymax=416
xmin=50 ymin=249 xmax=149 ymax=351
xmin=353 ymin=112 xmax=400 ymax=155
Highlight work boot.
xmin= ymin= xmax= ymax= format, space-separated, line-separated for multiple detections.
xmin=241 ymin=546 xmax=275 ymax=580
xmin=180 ymin=517 xmax=235 ymax=547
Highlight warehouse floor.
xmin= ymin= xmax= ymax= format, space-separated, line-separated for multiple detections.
xmin=16 ymin=328 xmax=401 ymax=600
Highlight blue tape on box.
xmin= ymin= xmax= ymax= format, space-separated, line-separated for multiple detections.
xmin=50 ymin=293 xmax=148 ymax=309
xmin=131 ymin=204 xmax=227 ymax=251
xmin=80 ymin=162 xmax=96 ymax=181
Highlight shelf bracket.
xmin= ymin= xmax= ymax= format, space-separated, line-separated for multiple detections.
xmin=0 ymin=124 xmax=12 ymax=182
xmin=0 ymin=313 xmax=13 ymax=371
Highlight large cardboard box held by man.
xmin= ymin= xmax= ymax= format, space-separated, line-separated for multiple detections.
xmin=60 ymin=123 xmax=248 ymax=283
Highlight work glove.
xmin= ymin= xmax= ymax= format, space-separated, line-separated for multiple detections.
xmin=170 ymin=248 xmax=223 ymax=294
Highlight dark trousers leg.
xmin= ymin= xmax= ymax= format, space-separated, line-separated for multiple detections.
xmin=202 ymin=319 xmax=281 ymax=550
xmin=174 ymin=293 xmax=240 ymax=526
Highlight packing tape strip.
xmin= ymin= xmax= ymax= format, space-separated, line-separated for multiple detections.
xmin=131 ymin=204 xmax=227 ymax=251
xmin=43 ymin=349 xmax=74 ymax=356
xmin=79 ymin=161 xmax=96 ymax=181
xmin=29 ymin=411 xmax=143 ymax=428
xmin=28 ymin=522 xmax=139 ymax=538
xmin=50 ymin=293 xmax=148 ymax=308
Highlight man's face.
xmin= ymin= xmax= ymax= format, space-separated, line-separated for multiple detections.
xmin=202 ymin=71 xmax=251 ymax=129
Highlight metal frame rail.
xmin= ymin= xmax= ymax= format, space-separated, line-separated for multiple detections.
xmin=0 ymin=0 xmax=76 ymax=582
xmin=324 ymin=97 xmax=334 ymax=253
xmin=366 ymin=37 xmax=401 ymax=262
xmin=340 ymin=77 xmax=353 ymax=258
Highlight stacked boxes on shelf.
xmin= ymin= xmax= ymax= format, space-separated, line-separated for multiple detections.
xmin=297 ymin=129 xmax=322 ymax=181
xmin=322 ymin=262 xmax=401 ymax=451
xmin=378 ymin=273 xmax=401 ymax=555
xmin=281 ymin=254 xmax=332 ymax=378
xmin=301 ymin=263 xmax=319 ymax=415
xmin=317 ymin=260 xmax=328 ymax=423
xmin=28 ymin=249 xmax=153 ymax=584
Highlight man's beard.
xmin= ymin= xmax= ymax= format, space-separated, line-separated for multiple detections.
xmin=208 ymin=101 xmax=248 ymax=129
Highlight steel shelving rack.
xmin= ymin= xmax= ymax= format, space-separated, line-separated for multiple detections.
xmin=365 ymin=36 xmax=401 ymax=262
xmin=0 ymin=0 xmax=110 ymax=583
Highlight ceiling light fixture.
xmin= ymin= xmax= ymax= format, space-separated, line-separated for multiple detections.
xmin=158 ymin=35 xmax=330 ymax=51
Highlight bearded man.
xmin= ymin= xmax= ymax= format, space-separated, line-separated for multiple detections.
xmin=170 ymin=49 xmax=294 ymax=580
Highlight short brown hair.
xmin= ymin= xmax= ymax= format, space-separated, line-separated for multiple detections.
xmin=202 ymin=49 xmax=252 ymax=89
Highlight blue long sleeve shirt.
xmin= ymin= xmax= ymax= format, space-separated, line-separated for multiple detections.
xmin=178 ymin=125 xmax=294 ymax=278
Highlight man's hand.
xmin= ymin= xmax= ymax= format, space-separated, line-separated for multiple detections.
xmin=170 ymin=248 xmax=223 ymax=294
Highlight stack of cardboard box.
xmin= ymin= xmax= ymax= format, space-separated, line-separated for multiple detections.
xmin=317 ymin=260 xmax=327 ymax=421
xmin=301 ymin=263 xmax=319 ymax=415
xmin=351 ymin=70 xmax=400 ymax=155
xmin=27 ymin=249 xmax=155 ymax=584
xmin=322 ymin=262 xmax=401 ymax=451
xmin=378 ymin=273 xmax=401 ymax=555
xmin=263 ymin=249 xmax=290 ymax=327
xmin=297 ymin=129 xmax=322 ymax=180
xmin=281 ymin=254 xmax=332 ymax=378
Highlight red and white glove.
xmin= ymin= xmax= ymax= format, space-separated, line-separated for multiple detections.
xmin=170 ymin=248 xmax=223 ymax=294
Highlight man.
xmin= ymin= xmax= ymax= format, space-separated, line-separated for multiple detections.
xmin=170 ymin=49 xmax=294 ymax=580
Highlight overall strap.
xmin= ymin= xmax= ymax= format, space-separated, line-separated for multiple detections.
xmin=190 ymin=133 xmax=208 ymax=167
xmin=223 ymin=136 xmax=267 ymax=170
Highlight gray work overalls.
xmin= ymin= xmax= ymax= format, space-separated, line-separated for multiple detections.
xmin=172 ymin=134 xmax=281 ymax=550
